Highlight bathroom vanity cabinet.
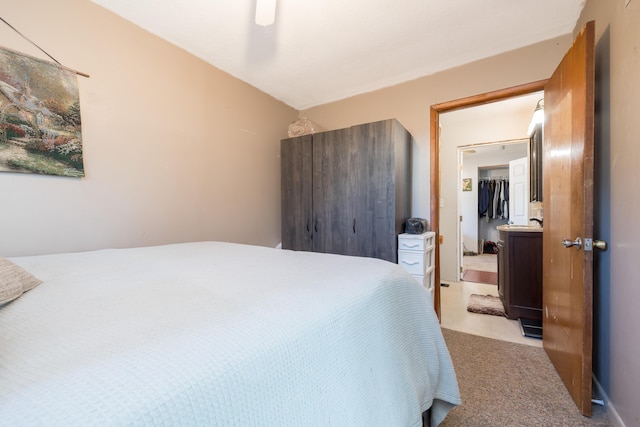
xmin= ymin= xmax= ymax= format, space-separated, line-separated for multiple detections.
xmin=497 ymin=227 xmax=543 ymax=320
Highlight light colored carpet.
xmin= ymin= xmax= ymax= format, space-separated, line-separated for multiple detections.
xmin=439 ymin=329 xmax=611 ymax=427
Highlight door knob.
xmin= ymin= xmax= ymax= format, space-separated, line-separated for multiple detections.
xmin=593 ymin=240 xmax=607 ymax=250
xmin=584 ymin=238 xmax=608 ymax=251
xmin=562 ymin=237 xmax=582 ymax=249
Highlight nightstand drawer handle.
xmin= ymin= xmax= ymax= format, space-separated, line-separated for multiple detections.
xmin=401 ymin=260 xmax=420 ymax=266
xmin=401 ymin=243 xmax=420 ymax=249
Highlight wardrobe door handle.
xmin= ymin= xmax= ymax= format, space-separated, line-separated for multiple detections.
xmin=314 ymin=219 xmax=318 ymax=233
xmin=306 ymin=219 xmax=310 ymax=232
xmin=353 ymin=219 xmax=356 ymax=233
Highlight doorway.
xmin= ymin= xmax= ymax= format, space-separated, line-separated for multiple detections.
xmin=431 ymin=81 xmax=546 ymax=346
xmin=431 ymin=22 xmax=596 ymax=415
xmin=438 ymin=94 xmax=541 ymax=282
xmin=459 ymin=141 xmax=528 ymax=282
xmin=439 ymin=92 xmax=544 ymax=347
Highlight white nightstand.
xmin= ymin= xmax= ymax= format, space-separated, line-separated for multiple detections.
xmin=398 ymin=232 xmax=436 ymax=298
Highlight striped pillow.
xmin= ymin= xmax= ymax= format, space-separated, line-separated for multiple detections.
xmin=0 ymin=258 xmax=42 ymax=305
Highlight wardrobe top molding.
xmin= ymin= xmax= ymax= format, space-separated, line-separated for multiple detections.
xmin=299 ymin=118 xmax=410 ymax=138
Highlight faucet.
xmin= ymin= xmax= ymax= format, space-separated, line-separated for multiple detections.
xmin=529 ymin=218 xmax=543 ymax=226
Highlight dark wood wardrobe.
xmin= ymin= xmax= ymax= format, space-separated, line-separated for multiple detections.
xmin=280 ymin=118 xmax=412 ymax=263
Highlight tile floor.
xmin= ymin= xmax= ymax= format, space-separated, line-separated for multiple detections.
xmin=439 ymin=254 xmax=542 ymax=348
xmin=462 ymin=253 xmax=498 ymax=272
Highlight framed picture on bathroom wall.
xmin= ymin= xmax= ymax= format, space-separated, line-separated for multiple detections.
xmin=462 ymin=178 xmax=472 ymax=192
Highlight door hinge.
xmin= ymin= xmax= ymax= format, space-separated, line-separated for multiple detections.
xmin=460 ymin=215 xmax=463 ymax=222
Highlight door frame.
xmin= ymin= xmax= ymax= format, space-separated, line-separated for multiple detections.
xmin=429 ymin=79 xmax=547 ymax=319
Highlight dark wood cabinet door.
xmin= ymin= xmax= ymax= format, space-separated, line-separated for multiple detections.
xmin=498 ymin=229 xmax=543 ymax=320
xmin=312 ymin=128 xmax=355 ymax=256
xmin=390 ymin=121 xmax=412 ymax=261
xmin=351 ymin=119 xmax=411 ymax=262
xmin=351 ymin=119 xmax=410 ymax=263
xmin=281 ymin=135 xmax=313 ymax=251
xmin=509 ymin=233 xmax=543 ymax=315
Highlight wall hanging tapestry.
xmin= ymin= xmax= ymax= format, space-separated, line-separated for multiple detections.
xmin=0 ymin=46 xmax=84 ymax=177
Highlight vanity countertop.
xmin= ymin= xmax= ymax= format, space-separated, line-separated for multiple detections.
xmin=497 ymin=224 xmax=543 ymax=233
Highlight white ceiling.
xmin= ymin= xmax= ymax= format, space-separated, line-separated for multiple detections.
xmin=89 ymin=0 xmax=585 ymax=110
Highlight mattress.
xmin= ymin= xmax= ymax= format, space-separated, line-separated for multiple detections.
xmin=0 ymin=241 xmax=460 ymax=426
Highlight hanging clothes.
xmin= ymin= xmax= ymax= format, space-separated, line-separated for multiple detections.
xmin=478 ymin=177 xmax=509 ymax=222
xmin=493 ymin=180 xmax=502 ymax=219
xmin=501 ymin=180 xmax=510 ymax=220
xmin=486 ymin=180 xmax=495 ymax=222
xmin=478 ymin=180 xmax=489 ymax=217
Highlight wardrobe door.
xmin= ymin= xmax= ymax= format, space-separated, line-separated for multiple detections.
xmin=312 ymin=128 xmax=356 ymax=256
xmin=281 ymin=135 xmax=313 ymax=251
xmin=351 ymin=119 xmax=411 ymax=262
xmin=391 ymin=120 xmax=412 ymax=260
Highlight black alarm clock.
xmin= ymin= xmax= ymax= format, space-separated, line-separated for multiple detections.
xmin=405 ymin=218 xmax=428 ymax=234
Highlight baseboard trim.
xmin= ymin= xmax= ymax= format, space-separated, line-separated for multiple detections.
xmin=593 ymin=375 xmax=625 ymax=427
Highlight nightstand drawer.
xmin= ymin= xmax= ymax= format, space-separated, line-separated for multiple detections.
xmin=398 ymin=251 xmax=426 ymax=275
xmin=398 ymin=236 xmax=427 ymax=251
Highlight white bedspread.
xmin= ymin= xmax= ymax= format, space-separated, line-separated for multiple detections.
xmin=0 ymin=242 xmax=460 ymax=426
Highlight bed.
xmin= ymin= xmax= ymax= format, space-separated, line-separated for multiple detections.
xmin=0 ymin=241 xmax=460 ymax=426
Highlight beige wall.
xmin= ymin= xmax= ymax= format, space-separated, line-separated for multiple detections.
xmin=575 ymin=1 xmax=640 ymax=426
xmin=0 ymin=0 xmax=297 ymax=257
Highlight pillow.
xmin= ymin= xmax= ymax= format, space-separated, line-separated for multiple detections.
xmin=0 ymin=257 xmax=43 ymax=305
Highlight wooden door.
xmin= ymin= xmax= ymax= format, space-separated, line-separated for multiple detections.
xmin=281 ymin=135 xmax=313 ymax=251
xmin=312 ymin=127 xmax=355 ymax=256
xmin=543 ymin=21 xmax=595 ymax=416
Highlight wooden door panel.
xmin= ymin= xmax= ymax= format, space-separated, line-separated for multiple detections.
xmin=543 ymin=21 xmax=595 ymax=416
xmin=312 ymin=128 xmax=354 ymax=255
xmin=281 ymin=135 xmax=313 ymax=251
xmin=352 ymin=120 xmax=394 ymax=261
xmin=350 ymin=122 xmax=374 ymax=258
xmin=351 ymin=119 xmax=410 ymax=263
